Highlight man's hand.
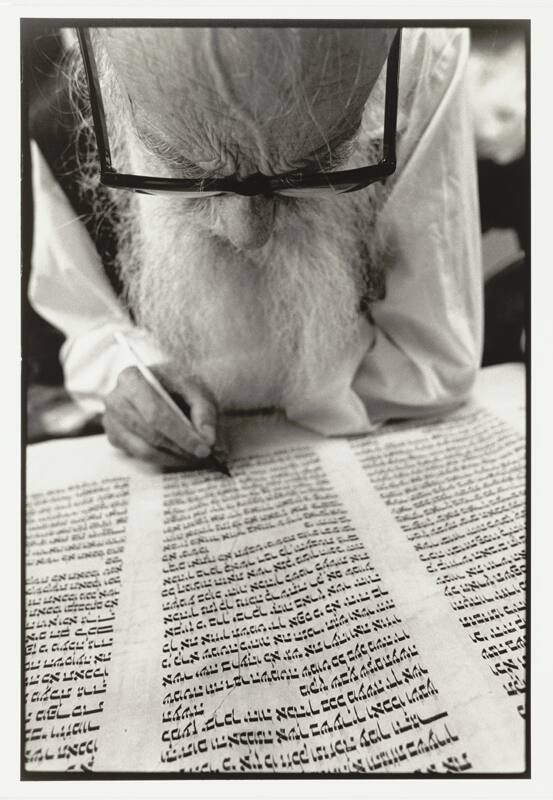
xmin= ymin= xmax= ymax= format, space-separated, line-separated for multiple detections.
xmin=103 ymin=365 xmax=217 ymax=468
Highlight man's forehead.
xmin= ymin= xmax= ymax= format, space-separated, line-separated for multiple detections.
xmin=98 ymin=26 xmax=395 ymax=174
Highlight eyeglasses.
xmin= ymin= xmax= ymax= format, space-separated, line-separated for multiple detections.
xmin=76 ymin=27 xmax=401 ymax=198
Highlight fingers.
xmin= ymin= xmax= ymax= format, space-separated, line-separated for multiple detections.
xmin=116 ymin=367 xmax=210 ymax=456
xmin=106 ymin=393 xmax=184 ymax=458
xmin=103 ymin=411 xmax=197 ymax=469
xmin=151 ymin=366 xmax=218 ymax=450
xmin=184 ymin=382 xmax=217 ymax=447
xmin=103 ymin=365 xmax=220 ymax=468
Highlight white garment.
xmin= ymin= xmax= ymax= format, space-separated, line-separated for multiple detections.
xmin=29 ymin=28 xmax=482 ymax=437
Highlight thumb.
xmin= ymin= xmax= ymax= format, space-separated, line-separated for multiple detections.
xmin=150 ymin=365 xmax=218 ymax=447
xmin=182 ymin=381 xmax=218 ymax=447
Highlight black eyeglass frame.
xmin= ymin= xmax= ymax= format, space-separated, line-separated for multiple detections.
xmin=76 ymin=26 xmax=402 ymax=197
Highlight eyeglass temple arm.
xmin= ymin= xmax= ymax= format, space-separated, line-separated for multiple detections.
xmin=76 ymin=28 xmax=114 ymax=172
xmin=382 ymin=28 xmax=401 ymax=168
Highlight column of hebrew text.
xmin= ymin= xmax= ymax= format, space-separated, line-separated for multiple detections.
xmin=159 ymin=446 xmax=474 ymax=773
xmin=25 ymin=478 xmax=130 ymax=770
xmin=351 ymin=410 xmax=525 ymax=718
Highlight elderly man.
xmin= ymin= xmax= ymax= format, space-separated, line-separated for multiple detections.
xmin=29 ymin=25 xmax=482 ymax=468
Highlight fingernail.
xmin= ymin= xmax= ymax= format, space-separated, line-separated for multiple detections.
xmin=201 ymin=424 xmax=216 ymax=446
xmin=194 ymin=444 xmax=211 ymax=459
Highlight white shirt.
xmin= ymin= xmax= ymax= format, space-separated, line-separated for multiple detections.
xmin=29 ymin=28 xmax=482 ymax=437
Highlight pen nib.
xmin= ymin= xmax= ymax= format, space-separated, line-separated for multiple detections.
xmin=211 ymin=451 xmax=232 ymax=478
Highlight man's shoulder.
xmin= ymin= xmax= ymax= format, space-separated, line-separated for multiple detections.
xmin=396 ymin=27 xmax=470 ymax=130
xmin=401 ymin=27 xmax=469 ymax=82
xmin=359 ymin=27 xmax=468 ymax=144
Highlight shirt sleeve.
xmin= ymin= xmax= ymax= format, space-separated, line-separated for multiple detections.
xmin=28 ymin=140 xmax=167 ymax=416
xmin=353 ymin=28 xmax=483 ymax=423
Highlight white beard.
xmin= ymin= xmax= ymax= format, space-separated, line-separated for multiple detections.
xmin=115 ymin=183 xmax=386 ymax=413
